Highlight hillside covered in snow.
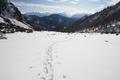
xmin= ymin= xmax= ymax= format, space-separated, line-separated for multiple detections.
xmin=64 ymin=2 xmax=120 ymax=33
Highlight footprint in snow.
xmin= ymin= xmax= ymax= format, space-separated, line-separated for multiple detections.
xmin=105 ymin=40 xmax=109 ymax=42
xmin=29 ymin=66 xmax=34 ymax=69
xmin=63 ymin=75 xmax=67 ymax=79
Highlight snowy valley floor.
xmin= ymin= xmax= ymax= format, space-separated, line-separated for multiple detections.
xmin=0 ymin=32 xmax=120 ymax=80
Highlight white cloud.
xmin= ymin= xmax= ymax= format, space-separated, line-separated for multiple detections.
xmin=47 ymin=0 xmax=69 ymax=3
xmin=88 ymin=0 xmax=99 ymax=2
xmin=47 ymin=0 xmax=101 ymax=4
xmin=13 ymin=1 xmax=80 ymax=15
xmin=47 ymin=0 xmax=80 ymax=4
xmin=12 ymin=1 xmax=106 ymax=15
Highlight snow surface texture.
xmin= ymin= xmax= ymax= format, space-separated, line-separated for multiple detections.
xmin=0 ymin=32 xmax=120 ymax=80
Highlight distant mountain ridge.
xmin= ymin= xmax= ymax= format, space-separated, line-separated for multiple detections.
xmin=25 ymin=12 xmax=87 ymax=19
xmin=25 ymin=12 xmax=69 ymax=17
xmin=24 ymin=12 xmax=88 ymax=31
xmin=71 ymin=13 xmax=88 ymax=20
xmin=25 ymin=12 xmax=51 ymax=17
xmin=24 ymin=14 xmax=77 ymax=31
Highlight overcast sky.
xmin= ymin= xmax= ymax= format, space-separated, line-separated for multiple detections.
xmin=11 ymin=0 xmax=120 ymax=15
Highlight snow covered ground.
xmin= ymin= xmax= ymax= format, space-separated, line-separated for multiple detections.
xmin=0 ymin=32 xmax=120 ymax=80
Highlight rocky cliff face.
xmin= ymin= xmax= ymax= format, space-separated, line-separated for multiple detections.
xmin=1 ymin=2 xmax=23 ymax=22
xmin=0 ymin=0 xmax=32 ymax=33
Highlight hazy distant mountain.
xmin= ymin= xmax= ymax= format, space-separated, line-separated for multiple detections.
xmin=24 ymin=14 xmax=77 ymax=31
xmin=39 ymin=14 xmax=76 ymax=31
xmin=64 ymin=1 xmax=120 ymax=33
xmin=25 ymin=12 xmax=51 ymax=17
xmin=25 ymin=12 xmax=70 ymax=17
xmin=57 ymin=12 xmax=69 ymax=17
xmin=23 ymin=14 xmax=47 ymax=31
xmin=24 ymin=12 xmax=88 ymax=31
xmin=71 ymin=13 xmax=89 ymax=20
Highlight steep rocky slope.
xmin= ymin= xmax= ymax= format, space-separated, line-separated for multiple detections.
xmin=0 ymin=0 xmax=32 ymax=33
xmin=65 ymin=2 xmax=120 ymax=33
